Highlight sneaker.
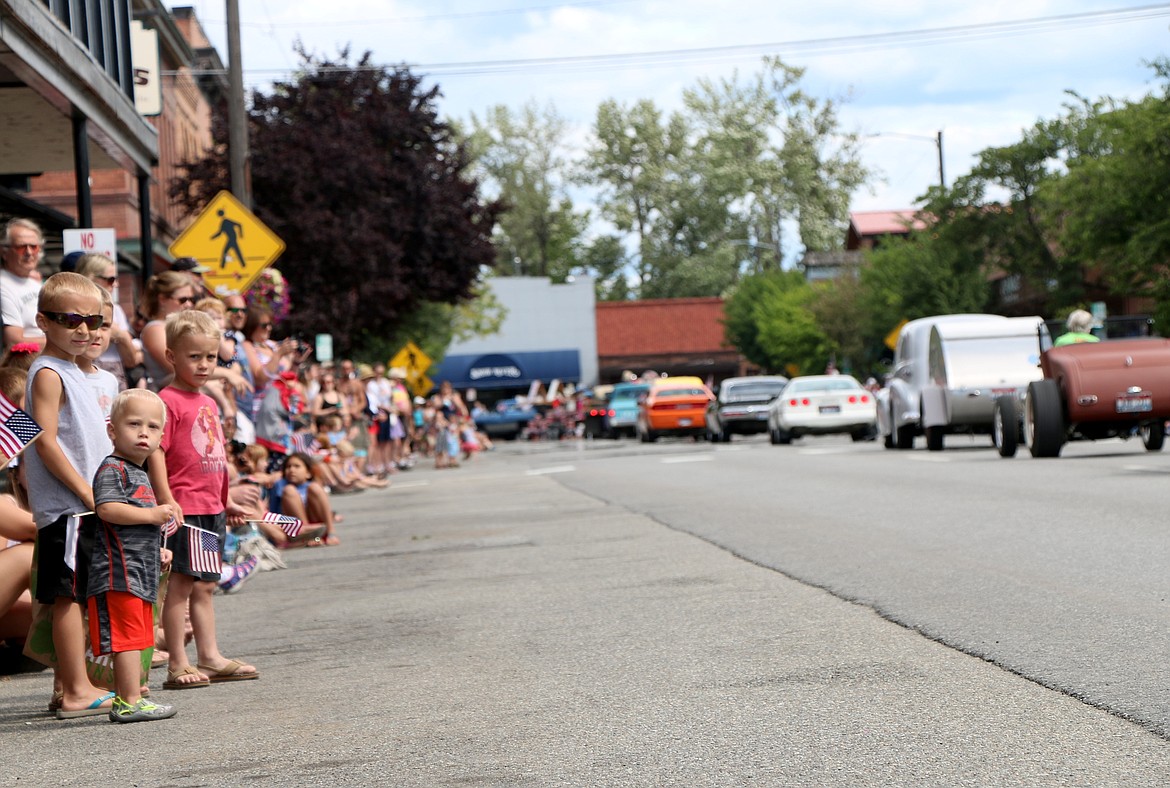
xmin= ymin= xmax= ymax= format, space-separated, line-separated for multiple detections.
xmin=109 ymin=696 xmax=177 ymax=723
xmin=218 ymin=556 xmax=259 ymax=595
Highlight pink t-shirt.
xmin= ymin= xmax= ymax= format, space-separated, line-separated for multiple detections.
xmin=159 ymin=386 xmax=229 ymax=515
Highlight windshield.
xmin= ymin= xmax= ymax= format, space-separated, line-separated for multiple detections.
xmin=656 ymin=387 xmax=708 ymax=398
xmin=611 ymin=387 xmax=648 ymax=402
xmin=724 ymin=381 xmax=786 ymax=401
xmin=786 ymin=379 xmax=860 ymax=395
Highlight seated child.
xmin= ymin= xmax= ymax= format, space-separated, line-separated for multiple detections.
xmin=269 ymin=452 xmax=339 ymax=546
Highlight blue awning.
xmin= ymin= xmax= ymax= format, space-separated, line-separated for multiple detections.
xmin=431 ymin=350 xmax=581 ymax=390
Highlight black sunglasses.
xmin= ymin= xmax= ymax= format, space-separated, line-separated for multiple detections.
xmin=41 ymin=311 xmax=103 ymax=331
xmin=226 ymin=307 xmax=246 ymax=314
xmin=97 ymin=275 xmax=117 ymax=285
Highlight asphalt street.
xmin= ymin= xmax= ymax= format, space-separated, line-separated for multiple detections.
xmin=3 ymin=438 xmax=1170 ymax=786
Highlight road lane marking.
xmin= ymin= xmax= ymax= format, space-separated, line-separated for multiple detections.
xmin=526 ymin=465 xmax=577 ymax=475
xmin=661 ymin=455 xmax=713 ymax=464
xmin=1123 ymin=464 xmax=1169 ymax=474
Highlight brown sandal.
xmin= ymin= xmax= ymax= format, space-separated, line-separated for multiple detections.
xmin=163 ymin=665 xmax=211 ymax=689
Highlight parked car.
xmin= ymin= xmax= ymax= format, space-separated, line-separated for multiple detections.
xmin=997 ymin=328 xmax=1170 ymax=458
xmin=767 ymin=375 xmax=876 ymax=444
xmin=472 ymin=398 xmax=536 ymax=440
xmin=705 ymin=375 xmax=789 ymax=441
xmin=636 ymin=378 xmax=714 ymax=442
xmin=877 ymin=314 xmax=1045 ymax=451
xmin=607 ymin=381 xmax=651 ymax=438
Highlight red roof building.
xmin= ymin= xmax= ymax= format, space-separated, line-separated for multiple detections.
xmin=595 ymin=297 xmax=747 ymax=383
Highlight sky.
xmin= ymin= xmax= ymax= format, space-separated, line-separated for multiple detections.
xmin=178 ymin=1 xmax=1170 ymax=225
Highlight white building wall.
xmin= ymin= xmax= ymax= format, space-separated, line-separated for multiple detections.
xmin=446 ymin=276 xmax=599 ymax=387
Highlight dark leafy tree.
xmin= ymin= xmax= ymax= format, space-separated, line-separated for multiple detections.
xmin=170 ymin=48 xmax=500 ymax=354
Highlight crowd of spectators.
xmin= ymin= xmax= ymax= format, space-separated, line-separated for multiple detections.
xmin=0 ymin=217 xmax=493 ymax=720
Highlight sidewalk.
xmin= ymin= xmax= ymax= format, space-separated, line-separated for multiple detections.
xmin=3 ymin=451 xmax=1169 ymax=786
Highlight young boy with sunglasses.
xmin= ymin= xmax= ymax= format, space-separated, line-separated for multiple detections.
xmin=24 ymin=272 xmax=115 ymax=718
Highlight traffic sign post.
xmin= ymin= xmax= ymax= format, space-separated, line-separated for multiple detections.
xmin=168 ymin=190 xmax=286 ymax=296
xmin=390 ymin=341 xmax=434 ymax=397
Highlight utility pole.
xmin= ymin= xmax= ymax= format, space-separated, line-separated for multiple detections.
xmin=936 ymin=129 xmax=945 ymax=189
xmin=226 ymin=0 xmax=251 ymax=207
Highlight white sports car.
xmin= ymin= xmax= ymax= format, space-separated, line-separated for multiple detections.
xmin=768 ymin=375 xmax=877 ymax=444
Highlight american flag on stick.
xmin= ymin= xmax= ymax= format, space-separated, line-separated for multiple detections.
xmin=0 ymin=393 xmax=41 ymax=462
xmin=257 ymin=511 xmax=303 ymax=538
xmin=186 ymin=524 xmax=222 ymax=574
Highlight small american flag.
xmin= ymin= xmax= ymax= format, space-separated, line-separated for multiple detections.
xmin=260 ymin=511 xmax=303 ymax=538
xmin=186 ymin=524 xmax=222 ymax=574
xmin=0 ymin=393 xmax=41 ymax=462
xmin=162 ymin=516 xmax=180 ymax=538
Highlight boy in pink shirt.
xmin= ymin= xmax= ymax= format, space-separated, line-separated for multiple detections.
xmin=149 ymin=310 xmax=259 ymax=688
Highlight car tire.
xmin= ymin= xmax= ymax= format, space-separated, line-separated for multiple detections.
xmin=895 ymin=421 xmax=915 ymax=450
xmin=925 ymin=425 xmax=944 ymax=452
xmin=769 ymin=428 xmax=781 ymax=445
xmin=850 ymin=428 xmax=869 ymax=443
xmin=1025 ymin=379 xmax=1065 ymax=458
xmin=993 ymin=396 xmax=1019 ymax=458
xmin=776 ymin=428 xmax=792 ymax=445
xmin=1141 ymin=422 xmax=1166 ymax=451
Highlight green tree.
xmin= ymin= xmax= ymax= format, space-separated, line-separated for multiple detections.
xmin=723 ymin=269 xmax=832 ymax=375
xmin=583 ymin=58 xmax=869 ymax=299
xmin=1054 ymin=65 xmax=1170 ymax=324
xmin=859 ymin=232 xmax=990 ymax=337
xmin=465 ymin=101 xmax=587 ymax=281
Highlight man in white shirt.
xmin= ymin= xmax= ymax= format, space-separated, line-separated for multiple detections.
xmin=1 ymin=218 xmax=46 ymax=349
xmin=365 ymin=363 xmax=395 ymax=476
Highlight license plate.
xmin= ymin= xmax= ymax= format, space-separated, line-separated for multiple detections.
xmin=819 ymin=405 xmax=840 ymax=414
xmin=1116 ymin=395 xmax=1152 ymax=413
xmin=678 ymin=418 xmax=692 ymax=426
xmin=756 ymin=412 xmax=768 ymax=420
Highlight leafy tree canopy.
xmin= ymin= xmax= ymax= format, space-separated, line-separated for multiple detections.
xmin=171 ymin=48 xmax=500 ymax=355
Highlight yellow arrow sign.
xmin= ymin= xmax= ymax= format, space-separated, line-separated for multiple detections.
xmin=169 ymin=190 xmax=286 ymax=297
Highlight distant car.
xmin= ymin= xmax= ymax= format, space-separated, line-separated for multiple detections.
xmin=767 ymin=375 xmax=876 ymax=444
xmin=472 ymin=398 xmax=536 ymax=440
xmin=636 ymin=379 xmax=714 ymax=442
xmin=607 ymin=382 xmax=651 ymax=438
xmin=705 ymin=375 xmax=789 ymax=441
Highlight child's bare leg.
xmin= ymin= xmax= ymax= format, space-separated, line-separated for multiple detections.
xmin=114 ymin=650 xmax=143 ymax=704
xmin=304 ymin=482 xmax=337 ymax=543
xmin=53 ymin=597 xmax=111 ymax=711
xmin=163 ymin=573 xmax=205 ymax=683
xmin=190 ymin=579 xmax=255 ymax=675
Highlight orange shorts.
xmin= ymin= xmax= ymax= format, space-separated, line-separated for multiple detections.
xmin=87 ymin=591 xmax=154 ymax=656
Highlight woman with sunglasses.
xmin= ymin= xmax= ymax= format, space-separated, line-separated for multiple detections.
xmin=139 ymin=271 xmax=198 ymax=391
xmin=73 ymin=253 xmax=142 ymax=390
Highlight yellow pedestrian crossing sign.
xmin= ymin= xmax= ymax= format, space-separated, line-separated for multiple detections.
xmin=390 ymin=341 xmax=433 ymax=397
xmin=169 ymin=190 xmax=286 ymax=297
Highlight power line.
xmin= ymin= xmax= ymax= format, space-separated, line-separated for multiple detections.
xmin=170 ymin=4 xmax=1170 ymax=82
